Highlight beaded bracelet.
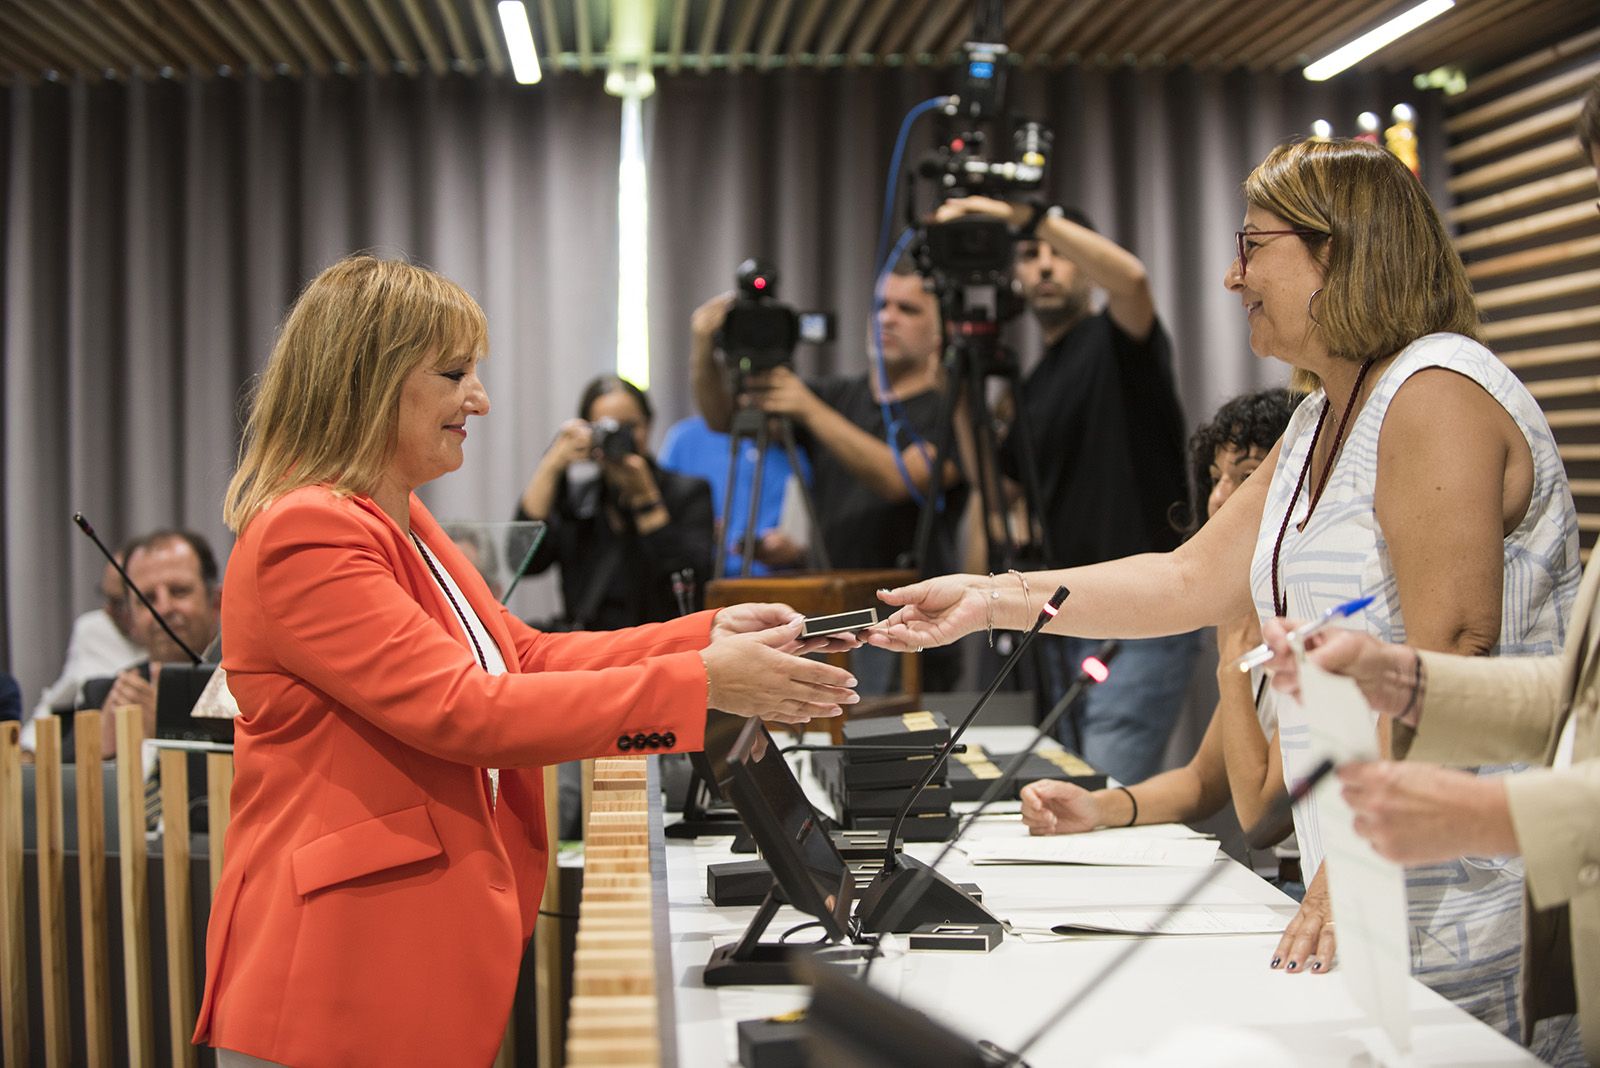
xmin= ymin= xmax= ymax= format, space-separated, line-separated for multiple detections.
xmin=985 ymin=573 xmax=1001 ymax=648
xmin=1007 ymin=568 xmax=1032 ymax=620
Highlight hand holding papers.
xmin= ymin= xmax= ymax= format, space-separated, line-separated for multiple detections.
xmin=1297 ymin=649 xmax=1413 ymax=1056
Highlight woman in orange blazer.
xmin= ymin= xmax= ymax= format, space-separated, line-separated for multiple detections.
xmin=196 ymin=255 xmax=859 ymax=1067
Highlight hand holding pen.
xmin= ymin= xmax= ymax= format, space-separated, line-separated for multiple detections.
xmin=1231 ymin=595 xmax=1374 ymax=674
xmin=1253 ymin=611 xmax=1429 ymax=723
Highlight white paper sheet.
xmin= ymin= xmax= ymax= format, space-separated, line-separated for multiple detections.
xmin=959 ymin=835 xmax=1220 ymax=868
xmin=1048 ymin=905 xmax=1289 ymax=936
xmin=1299 ymin=653 xmax=1413 ymax=1056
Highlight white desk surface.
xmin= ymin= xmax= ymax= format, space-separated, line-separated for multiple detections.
xmin=663 ymin=726 xmax=1539 ymax=1067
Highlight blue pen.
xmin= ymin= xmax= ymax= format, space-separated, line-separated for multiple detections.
xmin=1232 ymin=595 xmax=1374 ymax=674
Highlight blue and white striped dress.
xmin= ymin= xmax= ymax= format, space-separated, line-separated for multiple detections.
xmin=1250 ymin=332 xmax=1580 ymax=1046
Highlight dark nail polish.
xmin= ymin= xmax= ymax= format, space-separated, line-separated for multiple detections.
xmin=1270 ymin=957 xmax=1281 ymax=968
xmin=1310 ymin=961 xmax=1322 ymax=972
xmin=1286 ymin=961 xmax=1298 ymax=972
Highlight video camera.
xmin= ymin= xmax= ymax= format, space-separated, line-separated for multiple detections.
xmin=717 ymin=259 xmax=835 ymax=374
xmin=912 ymin=2 xmax=1052 ymax=286
xmin=588 ymin=417 xmax=637 ymax=462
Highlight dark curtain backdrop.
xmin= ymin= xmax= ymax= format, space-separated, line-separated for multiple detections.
xmin=1 ymin=63 xmax=1441 ymax=703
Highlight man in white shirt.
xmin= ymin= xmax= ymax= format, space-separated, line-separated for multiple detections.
xmin=22 ymin=548 xmax=144 ymax=751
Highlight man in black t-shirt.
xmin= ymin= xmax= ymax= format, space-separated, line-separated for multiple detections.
xmin=936 ymin=196 xmax=1198 ymax=785
xmin=690 ymin=261 xmax=967 ymax=690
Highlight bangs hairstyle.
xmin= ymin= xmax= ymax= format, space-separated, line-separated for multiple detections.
xmin=223 ymin=255 xmax=488 ymax=532
xmin=1243 ymin=139 xmax=1479 ymax=393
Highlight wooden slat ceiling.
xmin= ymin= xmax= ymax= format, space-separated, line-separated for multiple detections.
xmin=0 ymin=0 xmax=1595 ymax=85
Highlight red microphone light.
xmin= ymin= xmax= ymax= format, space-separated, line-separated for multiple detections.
xmin=951 ymin=137 xmax=965 ymax=151
xmin=1081 ymin=657 xmax=1110 ymax=684
xmin=1042 ymin=602 xmax=1059 ymax=617
xmin=753 ymin=276 xmax=767 ymax=290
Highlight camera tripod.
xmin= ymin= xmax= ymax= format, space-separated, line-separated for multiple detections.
xmin=714 ymin=395 xmax=832 ymax=579
xmin=910 ymin=282 xmax=1052 ymax=580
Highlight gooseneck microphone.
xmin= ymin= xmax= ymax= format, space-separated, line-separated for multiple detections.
xmin=853 ymin=586 xmax=1069 ymax=934
xmin=995 ymin=757 xmax=1338 ymax=1067
xmin=73 ymin=511 xmax=203 ymax=665
xmin=858 ymin=638 xmax=1119 ymax=961
xmin=779 ymin=743 xmax=968 ymax=756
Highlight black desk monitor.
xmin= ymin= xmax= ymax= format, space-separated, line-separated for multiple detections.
xmin=800 ymin=959 xmax=1017 ymax=1067
xmin=153 ymin=664 xmax=232 ymax=745
xmin=702 ymin=715 xmax=859 ymax=986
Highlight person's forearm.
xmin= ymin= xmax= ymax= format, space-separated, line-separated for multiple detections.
xmin=692 ymin=338 xmax=734 ymax=432
xmin=519 ymin=462 xmax=564 ymax=520
xmin=1217 ymin=668 xmax=1280 ymax=831
xmin=1465 ymin=778 xmax=1520 ymax=856
xmin=985 ymin=546 xmax=1248 ymax=641
xmin=801 ymin=402 xmax=932 ymax=502
xmin=1037 ymin=215 xmax=1149 ymax=301
xmin=1110 ymin=765 xmax=1213 ymax=827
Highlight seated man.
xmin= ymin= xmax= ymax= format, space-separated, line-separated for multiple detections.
xmin=97 ymin=529 xmax=222 ymax=760
xmin=22 ymin=543 xmax=145 ymax=752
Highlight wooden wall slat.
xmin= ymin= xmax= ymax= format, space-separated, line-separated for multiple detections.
xmin=114 ymin=708 xmax=156 ymax=1067
xmin=1448 ymin=59 xmax=1600 ymax=136
xmin=1449 ymin=169 xmax=1595 ymax=225
xmin=1467 ymin=234 xmax=1600 ymax=284
xmin=158 ymin=751 xmax=199 ymax=1068
xmin=1476 ymin=269 xmax=1600 ymax=312
xmin=74 ymin=712 xmax=114 ymax=1068
xmin=1448 ymin=139 xmax=1583 ymax=197
xmin=34 ymin=716 xmax=72 ymax=1067
xmin=1482 ymin=305 xmax=1600 ymax=344
xmin=1456 ymin=200 xmax=1596 ymax=254
xmin=1501 ymin=341 xmax=1600 ymax=371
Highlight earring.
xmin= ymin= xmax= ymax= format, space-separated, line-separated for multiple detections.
xmin=1306 ymin=286 xmax=1325 ymax=326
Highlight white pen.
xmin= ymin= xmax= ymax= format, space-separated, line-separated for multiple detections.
xmin=1232 ymin=595 xmax=1374 ymax=674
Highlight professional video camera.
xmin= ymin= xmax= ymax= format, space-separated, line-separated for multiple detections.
xmin=716 ymin=259 xmax=835 ymax=374
xmin=907 ymin=0 xmax=1053 ymax=287
xmin=588 ymin=417 xmax=636 ymax=462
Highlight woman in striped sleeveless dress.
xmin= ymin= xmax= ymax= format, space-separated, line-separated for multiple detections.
xmin=872 ymin=138 xmax=1582 ymax=1059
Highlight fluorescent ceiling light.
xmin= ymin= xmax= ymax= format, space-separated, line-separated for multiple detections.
xmin=1303 ymin=0 xmax=1454 ymax=82
xmin=498 ymin=1 xmax=542 ymax=84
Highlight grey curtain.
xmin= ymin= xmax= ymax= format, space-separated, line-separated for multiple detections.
xmin=3 ymin=72 xmax=621 ymax=696
xmin=2 ymin=62 xmax=1439 ymax=703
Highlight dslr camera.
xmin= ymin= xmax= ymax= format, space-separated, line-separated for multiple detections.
xmin=717 ymin=259 xmax=835 ymax=374
xmin=589 ymin=418 xmax=637 ymax=462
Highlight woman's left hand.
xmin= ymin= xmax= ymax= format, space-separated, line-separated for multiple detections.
xmin=1271 ymin=866 xmax=1337 ymax=975
xmin=711 ymin=602 xmax=861 ymax=655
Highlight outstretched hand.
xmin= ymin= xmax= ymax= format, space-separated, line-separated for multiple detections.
xmin=864 ymin=574 xmax=989 ymax=652
xmin=701 ymin=620 xmax=859 ymax=725
xmin=711 ymin=602 xmax=862 ymax=656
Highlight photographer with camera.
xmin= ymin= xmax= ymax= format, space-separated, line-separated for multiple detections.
xmin=932 ymin=194 xmax=1196 ymax=786
xmin=514 ymin=374 xmax=714 ymax=630
xmin=691 ymin=259 xmax=968 ymax=690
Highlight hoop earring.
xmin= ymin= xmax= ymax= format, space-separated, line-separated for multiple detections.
xmin=1306 ymin=287 xmax=1325 ymax=327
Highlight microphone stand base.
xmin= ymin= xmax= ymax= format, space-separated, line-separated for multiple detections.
xmin=854 ymin=854 xmax=999 ymax=934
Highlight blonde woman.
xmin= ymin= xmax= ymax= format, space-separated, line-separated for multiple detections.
xmin=196 ymin=255 xmax=858 ymax=1067
xmin=870 ymin=139 xmax=1579 ymax=1057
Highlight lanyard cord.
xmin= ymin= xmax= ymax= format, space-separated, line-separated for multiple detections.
xmin=411 ymin=532 xmax=489 ymax=671
xmin=1270 ymin=357 xmax=1378 ymax=618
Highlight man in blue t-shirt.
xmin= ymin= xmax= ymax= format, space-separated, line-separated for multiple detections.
xmin=657 ymin=413 xmax=812 ymax=578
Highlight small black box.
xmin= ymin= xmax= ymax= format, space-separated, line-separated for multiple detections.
xmin=840 ymin=784 xmax=953 ymax=817
xmin=841 ymin=711 xmax=951 ymax=762
xmin=907 ymin=921 xmax=1004 ymax=953
xmin=847 ymin=813 xmax=957 ymax=842
xmin=737 ymin=1014 xmax=807 ymax=1068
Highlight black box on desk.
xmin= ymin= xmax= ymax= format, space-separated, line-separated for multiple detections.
xmin=841 ymin=710 xmax=950 ymax=761
xmin=737 ymin=1015 xmax=807 ymax=1068
xmin=812 ymin=750 xmax=946 ymax=794
xmin=948 ymin=745 xmax=1105 ymax=801
xmin=839 ymin=783 xmax=953 ymax=817
xmin=847 ymin=812 xmax=957 ymax=842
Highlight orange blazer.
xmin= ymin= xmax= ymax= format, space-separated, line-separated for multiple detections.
xmin=194 ymin=487 xmax=711 ymax=1066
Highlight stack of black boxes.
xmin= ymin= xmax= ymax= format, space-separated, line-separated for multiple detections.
xmin=947 ymin=743 xmax=1106 ymax=801
xmin=814 ymin=711 xmax=956 ymax=842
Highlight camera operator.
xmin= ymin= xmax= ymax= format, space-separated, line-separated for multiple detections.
xmin=934 ymin=195 xmax=1197 ymax=785
xmin=691 ymin=259 xmax=968 ymax=691
xmin=514 ymin=374 xmax=714 ymax=630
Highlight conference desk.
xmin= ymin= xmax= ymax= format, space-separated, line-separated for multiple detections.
xmin=660 ymin=727 xmax=1539 ymax=1066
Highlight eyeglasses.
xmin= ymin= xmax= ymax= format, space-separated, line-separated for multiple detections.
xmin=1234 ymin=229 xmax=1323 ymax=279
